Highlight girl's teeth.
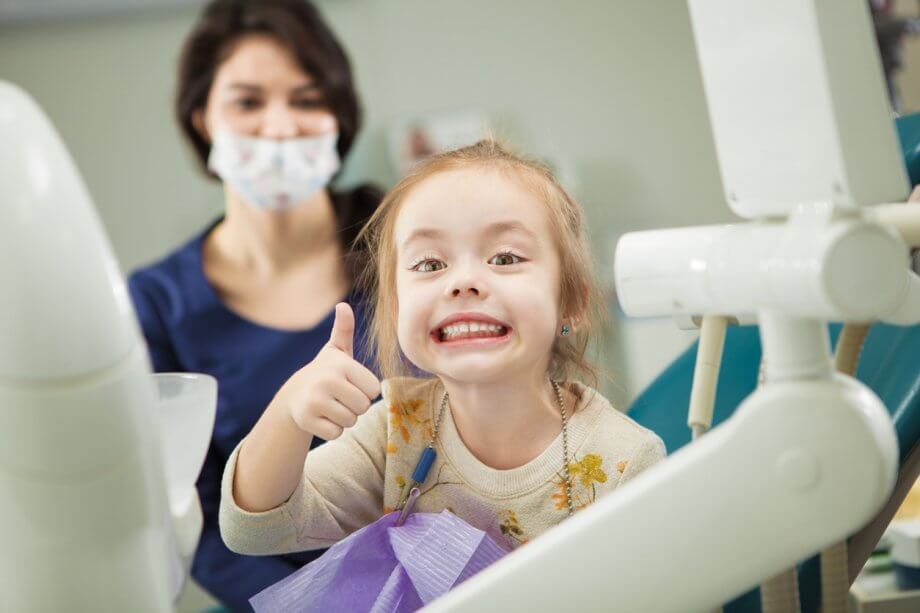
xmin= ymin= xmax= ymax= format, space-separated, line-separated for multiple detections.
xmin=439 ymin=322 xmax=508 ymax=341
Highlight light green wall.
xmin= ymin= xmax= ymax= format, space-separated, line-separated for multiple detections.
xmin=0 ymin=1 xmax=728 ymax=409
xmin=0 ymin=0 xmax=731 ymax=273
xmin=0 ymin=7 xmax=222 ymax=270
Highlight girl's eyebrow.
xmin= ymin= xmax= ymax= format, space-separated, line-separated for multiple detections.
xmin=400 ymin=221 xmax=537 ymax=251
xmin=484 ymin=221 xmax=538 ymax=240
xmin=400 ymin=228 xmax=445 ymax=251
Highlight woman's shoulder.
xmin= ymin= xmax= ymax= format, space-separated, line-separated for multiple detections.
xmin=128 ymin=220 xmax=216 ymax=291
xmin=126 ymin=219 xmax=219 ymax=319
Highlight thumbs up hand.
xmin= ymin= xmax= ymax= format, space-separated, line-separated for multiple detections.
xmin=273 ymin=303 xmax=381 ymax=441
xmin=328 ymin=301 xmax=356 ymax=357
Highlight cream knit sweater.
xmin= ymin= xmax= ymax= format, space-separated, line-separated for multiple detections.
xmin=220 ymin=377 xmax=665 ymax=554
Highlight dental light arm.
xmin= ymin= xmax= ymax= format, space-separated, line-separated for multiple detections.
xmin=614 ymin=213 xmax=916 ymax=326
xmin=427 ymin=1 xmax=912 ymax=611
xmin=870 ymin=202 xmax=920 ymax=245
xmin=0 ymin=81 xmax=215 ymax=610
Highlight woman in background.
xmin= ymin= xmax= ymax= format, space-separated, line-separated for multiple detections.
xmin=128 ymin=0 xmax=381 ymax=608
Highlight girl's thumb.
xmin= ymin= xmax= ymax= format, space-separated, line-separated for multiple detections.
xmin=328 ymin=302 xmax=355 ymax=357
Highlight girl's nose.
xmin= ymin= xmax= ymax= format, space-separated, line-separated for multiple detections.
xmin=447 ymin=270 xmax=487 ymax=299
xmin=452 ymin=285 xmax=480 ymax=297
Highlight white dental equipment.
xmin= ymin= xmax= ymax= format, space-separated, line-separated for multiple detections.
xmin=0 ymin=81 xmax=216 ymax=611
xmin=428 ymin=1 xmax=918 ymax=611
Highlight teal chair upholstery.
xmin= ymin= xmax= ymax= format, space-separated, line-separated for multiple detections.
xmin=897 ymin=112 xmax=920 ymax=187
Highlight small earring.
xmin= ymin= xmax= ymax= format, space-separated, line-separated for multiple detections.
xmin=560 ymin=324 xmax=570 ymax=337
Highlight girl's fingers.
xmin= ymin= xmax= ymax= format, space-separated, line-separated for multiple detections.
xmin=328 ymin=379 xmax=372 ymax=417
xmin=310 ymin=416 xmax=344 ymax=441
xmin=317 ymin=396 xmax=360 ymax=429
xmin=344 ymin=361 xmax=381 ymax=400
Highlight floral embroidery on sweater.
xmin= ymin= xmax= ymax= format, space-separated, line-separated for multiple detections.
xmin=386 ymin=397 xmax=427 ymax=451
xmin=550 ymin=453 xmax=609 ymax=511
xmin=571 ymin=454 xmax=608 ymax=489
xmin=499 ymin=510 xmax=528 ymax=547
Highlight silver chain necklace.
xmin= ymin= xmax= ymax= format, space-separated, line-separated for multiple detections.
xmin=397 ymin=379 xmax=575 ymax=518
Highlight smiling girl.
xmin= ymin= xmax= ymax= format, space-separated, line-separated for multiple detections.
xmin=219 ymin=140 xmax=665 ymax=555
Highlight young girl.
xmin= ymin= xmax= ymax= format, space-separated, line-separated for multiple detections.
xmin=219 ymin=140 xmax=665 ymax=556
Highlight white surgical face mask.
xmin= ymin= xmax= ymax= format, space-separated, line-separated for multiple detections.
xmin=207 ymin=129 xmax=341 ymax=211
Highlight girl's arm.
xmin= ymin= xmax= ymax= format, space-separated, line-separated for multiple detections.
xmin=232 ymin=395 xmax=314 ymax=513
xmin=220 ymin=395 xmax=389 ymax=554
xmin=231 ymin=302 xmax=381 ymax=512
xmin=193 ymin=446 xmax=303 ymax=610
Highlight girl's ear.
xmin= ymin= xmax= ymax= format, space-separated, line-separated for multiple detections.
xmin=561 ymin=317 xmax=581 ymax=333
xmin=561 ymin=288 xmax=590 ymax=332
xmin=192 ymin=109 xmax=211 ymax=144
xmin=559 ymin=320 xmax=575 ymax=337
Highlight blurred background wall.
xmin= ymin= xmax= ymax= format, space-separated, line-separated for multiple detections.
xmin=0 ymin=0 xmax=734 ymax=269
xmin=0 ymin=0 xmax=736 ymax=411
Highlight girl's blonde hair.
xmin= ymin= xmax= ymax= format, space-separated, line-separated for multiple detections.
xmin=357 ymin=139 xmax=607 ymax=394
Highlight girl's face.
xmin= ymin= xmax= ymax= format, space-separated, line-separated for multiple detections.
xmin=393 ymin=167 xmax=563 ymax=384
xmin=199 ymin=35 xmax=337 ymax=140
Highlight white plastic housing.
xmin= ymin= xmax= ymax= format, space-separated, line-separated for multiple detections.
xmin=0 ymin=366 xmax=217 ymax=610
xmin=0 ymin=347 xmax=175 ymax=611
xmin=0 ymin=81 xmax=216 ymax=610
xmin=614 ymin=216 xmax=911 ymax=322
xmin=153 ymin=373 xmax=218 ymax=579
xmin=428 ymin=375 xmax=898 ymax=612
xmin=154 ymin=374 xmax=218 ymax=518
xmin=688 ymin=0 xmax=908 ymax=217
xmin=0 ymin=81 xmax=136 ymax=380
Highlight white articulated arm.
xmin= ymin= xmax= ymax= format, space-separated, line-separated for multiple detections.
xmin=429 ymin=372 xmax=896 ymax=612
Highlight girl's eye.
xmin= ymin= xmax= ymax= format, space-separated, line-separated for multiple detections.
xmin=410 ymin=259 xmax=446 ymax=273
xmin=489 ymin=252 xmax=523 ymax=266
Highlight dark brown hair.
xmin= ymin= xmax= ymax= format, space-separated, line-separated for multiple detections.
xmin=176 ymin=0 xmax=380 ymax=268
xmin=176 ymin=0 xmax=361 ymax=174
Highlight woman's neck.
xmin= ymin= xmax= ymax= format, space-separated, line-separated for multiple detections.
xmin=440 ymin=372 xmax=567 ymax=470
xmin=213 ymin=188 xmax=341 ymax=275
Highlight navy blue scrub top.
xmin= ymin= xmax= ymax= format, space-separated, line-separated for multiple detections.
xmin=128 ymin=219 xmax=374 ymax=611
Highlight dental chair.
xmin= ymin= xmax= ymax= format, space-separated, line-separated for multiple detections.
xmin=628 ymin=110 xmax=920 ymax=608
